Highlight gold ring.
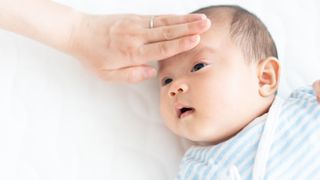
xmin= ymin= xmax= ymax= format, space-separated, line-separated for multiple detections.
xmin=149 ymin=16 xmax=155 ymax=28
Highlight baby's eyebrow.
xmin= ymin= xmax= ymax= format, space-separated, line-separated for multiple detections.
xmin=177 ymin=47 xmax=215 ymax=66
xmin=195 ymin=46 xmax=216 ymax=57
xmin=157 ymin=46 xmax=216 ymax=78
xmin=158 ymin=71 xmax=169 ymax=80
xmin=158 ymin=65 xmax=166 ymax=77
xmin=158 ymin=46 xmax=216 ymax=78
xmin=158 ymin=65 xmax=164 ymax=73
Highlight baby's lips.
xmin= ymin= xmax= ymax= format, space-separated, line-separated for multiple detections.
xmin=175 ymin=103 xmax=195 ymax=118
xmin=175 ymin=104 xmax=181 ymax=118
xmin=179 ymin=108 xmax=195 ymax=119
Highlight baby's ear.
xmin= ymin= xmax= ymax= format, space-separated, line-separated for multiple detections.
xmin=257 ymin=57 xmax=280 ymax=97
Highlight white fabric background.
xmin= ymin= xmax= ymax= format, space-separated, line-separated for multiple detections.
xmin=0 ymin=0 xmax=319 ymax=180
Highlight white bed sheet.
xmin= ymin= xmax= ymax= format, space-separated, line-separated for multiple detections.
xmin=0 ymin=0 xmax=319 ymax=179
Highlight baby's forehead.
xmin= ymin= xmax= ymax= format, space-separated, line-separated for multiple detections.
xmin=158 ymin=59 xmax=174 ymax=75
xmin=158 ymin=16 xmax=235 ymax=75
xmin=158 ymin=55 xmax=189 ymax=76
xmin=158 ymin=47 xmax=200 ymax=69
xmin=158 ymin=45 xmax=216 ymax=74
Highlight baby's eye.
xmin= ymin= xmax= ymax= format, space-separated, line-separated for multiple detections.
xmin=191 ymin=63 xmax=208 ymax=72
xmin=162 ymin=78 xmax=173 ymax=86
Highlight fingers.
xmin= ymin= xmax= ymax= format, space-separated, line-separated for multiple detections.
xmin=149 ymin=13 xmax=207 ymax=27
xmin=97 ymin=65 xmax=157 ymax=83
xmin=146 ymin=18 xmax=211 ymax=42
xmin=313 ymin=80 xmax=320 ymax=102
xmin=140 ymin=35 xmax=200 ymax=61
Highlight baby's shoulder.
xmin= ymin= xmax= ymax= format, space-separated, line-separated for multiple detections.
xmin=280 ymin=86 xmax=319 ymax=111
xmin=288 ymin=86 xmax=317 ymax=102
xmin=275 ymin=85 xmax=320 ymax=134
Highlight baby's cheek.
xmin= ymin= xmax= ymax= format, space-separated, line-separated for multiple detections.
xmin=160 ymin=101 xmax=171 ymax=120
xmin=159 ymin=102 xmax=166 ymax=118
xmin=159 ymin=93 xmax=166 ymax=110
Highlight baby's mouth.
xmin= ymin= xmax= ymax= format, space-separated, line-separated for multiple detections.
xmin=176 ymin=106 xmax=195 ymax=119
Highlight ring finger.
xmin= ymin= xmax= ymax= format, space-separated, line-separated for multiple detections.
xmin=144 ymin=13 xmax=207 ymax=28
xmin=145 ymin=18 xmax=211 ymax=43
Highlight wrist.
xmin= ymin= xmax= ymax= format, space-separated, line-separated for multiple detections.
xmin=63 ymin=9 xmax=86 ymax=54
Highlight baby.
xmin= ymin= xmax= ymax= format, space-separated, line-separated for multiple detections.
xmin=158 ymin=5 xmax=320 ymax=179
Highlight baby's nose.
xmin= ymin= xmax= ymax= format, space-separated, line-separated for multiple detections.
xmin=169 ymin=84 xmax=188 ymax=97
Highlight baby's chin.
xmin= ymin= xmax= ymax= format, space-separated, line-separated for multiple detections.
xmin=162 ymin=114 xmax=238 ymax=144
xmin=187 ymin=136 xmax=231 ymax=146
xmin=182 ymin=126 xmax=237 ymax=145
xmin=185 ymin=136 xmax=221 ymax=145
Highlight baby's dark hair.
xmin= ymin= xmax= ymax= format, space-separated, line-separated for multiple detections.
xmin=192 ymin=5 xmax=278 ymax=63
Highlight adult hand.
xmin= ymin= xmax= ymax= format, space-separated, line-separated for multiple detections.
xmin=69 ymin=13 xmax=211 ymax=83
xmin=0 ymin=0 xmax=211 ymax=83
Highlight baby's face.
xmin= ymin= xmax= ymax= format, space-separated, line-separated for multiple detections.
xmin=158 ymin=21 xmax=264 ymax=143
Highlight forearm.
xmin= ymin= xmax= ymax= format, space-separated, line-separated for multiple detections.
xmin=0 ymin=0 xmax=82 ymax=52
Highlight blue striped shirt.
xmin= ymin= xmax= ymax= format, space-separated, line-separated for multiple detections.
xmin=176 ymin=86 xmax=320 ymax=180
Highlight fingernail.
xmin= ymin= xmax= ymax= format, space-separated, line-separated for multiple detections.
xmin=144 ymin=68 xmax=156 ymax=79
xmin=192 ymin=13 xmax=207 ymax=20
xmin=199 ymin=14 xmax=207 ymax=20
xmin=201 ymin=18 xmax=211 ymax=27
xmin=190 ymin=35 xmax=200 ymax=43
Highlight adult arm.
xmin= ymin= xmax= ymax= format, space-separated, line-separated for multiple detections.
xmin=0 ymin=0 xmax=211 ymax=83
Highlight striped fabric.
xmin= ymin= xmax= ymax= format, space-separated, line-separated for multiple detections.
xmin=175 ymin=86 xmax=320 ymax=180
